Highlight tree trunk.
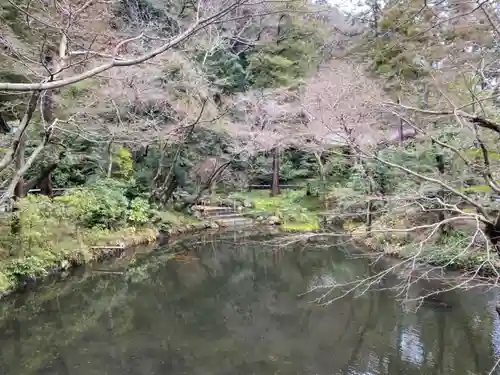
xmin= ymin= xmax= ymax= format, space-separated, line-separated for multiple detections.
xmin=486 ymin=221 xmax=500 ymax=257
xmin=270 ymin=146 xmax=280 ymax=196
xmin=162 ymin=178 xmax=178 ymax=204
xmin=39 ymin=174 xmax=53 ymax=197
xmin=14 ymin=133 xmax=26 ymax=200
xmin=183 ymin=161 xmax=232 ymax=209
xmin=363 ymin=162 xmax=375 ymax=237
xmin=39 ymin=48 xmax=58 ymax=195
xmin=107 ymin=141 xmax=113 ymax=178
xmin=396 ymin=96 xmax=405 ymax=145
xmin=313 ymin=151 xmax=326 ymax=207
xmin=433 ymin=142 xmax=448 ymax=236
xmin=23 ymin=155 xmax=64 ymax=192
xmin=11 ymin=133 xmax=26 ymax=236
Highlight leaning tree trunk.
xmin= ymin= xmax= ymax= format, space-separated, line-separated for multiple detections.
xmin=37 ymin=46 xmax=59 ymax=197
xmin=11 ymin=133 xmax=26 ymax=236
xmin=162 ymin=178 xmax=178 ymax=205
xmin=14 ymin=133 xmax=26 ymax=201
xmin=270 ymin=146 xmax=280 ymax=197
xmin=183 ymin=161 xmax=232 ymax=209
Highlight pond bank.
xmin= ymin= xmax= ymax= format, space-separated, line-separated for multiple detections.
xmin=3 ymin=185 xmax=494 ymax=300
xmin=1 ymin=228 xmax=497 ymax=375
xmin=0 ymin=210 xmax=216 ymax=299
xmin=340 ymin=213 xmax=500 ymax=278
xmin=226 ymin=189 xmax=500 ymax=279
xmin=227 ymin=189 xmax=323 ymax=232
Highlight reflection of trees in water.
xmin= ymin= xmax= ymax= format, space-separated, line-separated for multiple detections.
xmin=340 ymin=267 xmax=378 ymax=375
xmin=0 ymin=273 xmax=131 ymax=375
xmin=0 ymin=233 xmax=498 ymax=375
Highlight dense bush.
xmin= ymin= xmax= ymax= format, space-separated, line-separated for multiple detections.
xmin=55 ymin=179 xmax=129 ymax=229
xmin=52 ymin=179 xmax=154 ymax=229
xmin=128 ymin=197 xmax=151 ymax=224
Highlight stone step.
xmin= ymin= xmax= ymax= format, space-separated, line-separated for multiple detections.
xmin=211 ymin=213 xmax=245 ymax=219
xmin=215 ymin=217 xmax=254 ymax=226
xmin=193 ymin=205 xmax=234 ymax=211
xmin=213 ymin=217 xmax=253 ymax=223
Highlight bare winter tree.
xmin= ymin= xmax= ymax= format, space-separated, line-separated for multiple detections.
xmin=0 ymin=0 xmax=316 ymax=206
xmin=272 ymin=0 xmax=500 ymax=312
xmin=229 ymin=87 xmax=310 ymax=195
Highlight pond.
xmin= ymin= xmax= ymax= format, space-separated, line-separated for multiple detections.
xmin=0 ymin=229 xmax=500 ymax=375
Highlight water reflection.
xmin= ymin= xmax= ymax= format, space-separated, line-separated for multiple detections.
xmin=0 ymin=230 xmax=499 ymax=375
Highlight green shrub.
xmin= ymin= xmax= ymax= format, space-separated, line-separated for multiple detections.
xmin=128 ymin=198 xmax=151 ymax=225
xmin=112 ymin=147 xmax=134 ymax=180
xmin=4 ymin=256 xmax=48 ymax=281
xmin=55 ymin=179 xmax=129 ymax=229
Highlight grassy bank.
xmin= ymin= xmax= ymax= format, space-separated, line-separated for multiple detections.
xmin=226 ymin=187 xmax=496 ymax=276
xmin=229 ymin=189 xmax=322 ymax=231
xmin=342 ymin=213 xmax=499 ymax=276
xmin=0 ymin=188 xmax=205 ymax=296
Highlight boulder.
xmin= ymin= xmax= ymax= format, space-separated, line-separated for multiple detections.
xmin=194 ymin=223 xmax=207 ymax=230
xmin=267 ymin=216 xmax=281 ymax=225
xmin=221 ymin=198 xmax=236 ymax=207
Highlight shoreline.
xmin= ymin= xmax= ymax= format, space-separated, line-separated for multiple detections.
xmin=0 ymin=219 xmax=217 ymax=300
xmin=3 ymin=203 xmax=495 ymax=301
xmin=339 ymin=219 xmax=500 ymax=279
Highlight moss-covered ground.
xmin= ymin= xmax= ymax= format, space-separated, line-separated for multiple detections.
xmin=229 ymin=189 xmax=322 ymax=231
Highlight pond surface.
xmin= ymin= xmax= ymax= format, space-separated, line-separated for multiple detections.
xmin=1 ymin=229 xmax=500 ymax=375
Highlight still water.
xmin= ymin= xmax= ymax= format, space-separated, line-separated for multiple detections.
xmin=1 ymin=230 xmax=500 ymax=375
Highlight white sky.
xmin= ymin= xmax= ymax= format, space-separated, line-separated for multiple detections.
xmin=327 ymin=0 xmax=371 ymax=14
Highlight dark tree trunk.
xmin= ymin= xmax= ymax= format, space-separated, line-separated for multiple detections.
xmin=162 ymin=178 xmax=178 ymax=204
xmin=0 ymin=113 xmax=11 ymax=134
xmin=366 ymin=175 xmax=374 ymax=237
xmin=486 ymin=222 xmax=500 ymax=256
xmin=183 ymin=161 xmax=232 ymax=209
xmin=14 ymin=134 xmax=26 ymax=200
xmin=433 ymin=144 xmax=448 ymax=236
xmin=39 ymin=174 xmax=53 ymax=197
xmin=23 ymin=157 xmax=63 ymax=193
xmin=270 ymin=146 xmax=280 ymax=196
xmin=11 ymin=134 xmax=25 ymax=236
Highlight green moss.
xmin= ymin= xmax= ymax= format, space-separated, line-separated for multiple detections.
xmin=281 ymin=221 xmax=320 ymax=232
xmin=112 ymin=147 xmax=134 ymax=180
xmin=229 ymin=189 xmax=321 ymax=231
xmin=155 ymin=210 xmax=201 ymax=227
xmin=461 ymin=185 xmax=492 ymax=193
xmin=0 ymin=71 xmax=31 ymax=83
